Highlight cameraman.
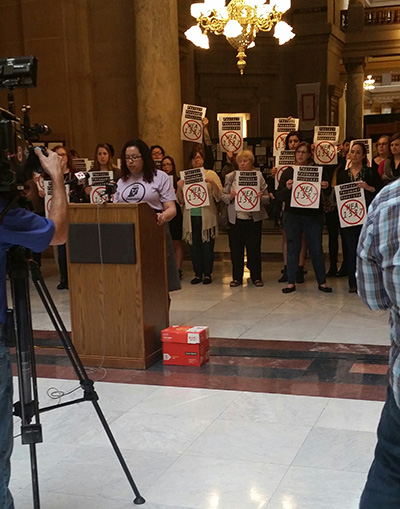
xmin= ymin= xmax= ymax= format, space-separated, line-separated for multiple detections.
xmin=0 ymin=148 xmax=69 ymax=509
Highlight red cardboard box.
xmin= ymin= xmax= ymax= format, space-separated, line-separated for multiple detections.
xmin=161 ymin=326 xmax=210 ymax=366
xmin=161 ymin=326 xmax=209 ymax=344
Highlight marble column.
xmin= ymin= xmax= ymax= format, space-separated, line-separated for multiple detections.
xmin=344 ymin=59 xmax=365 ymax=139
xmin=133 ymin=0 xmax=183 ymax=170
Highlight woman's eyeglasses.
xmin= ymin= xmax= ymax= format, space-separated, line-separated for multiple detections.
xmin=125 ymin=155 xmax=142 ymax=162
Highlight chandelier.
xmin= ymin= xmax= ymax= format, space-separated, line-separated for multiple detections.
xmin=185 ymin=0 xmax=295 ymax=74
xmin=363 ymin=75 xmax=375 ymax=91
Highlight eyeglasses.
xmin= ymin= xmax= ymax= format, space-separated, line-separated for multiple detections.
xmin=125 ymin=155 xmax=142 ymax=162
xmin=152 ymin=150 xmax=163 ymax=156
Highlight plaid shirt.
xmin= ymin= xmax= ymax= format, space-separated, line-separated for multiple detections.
xmin=357 ymin=180 xmax=400 ymax=407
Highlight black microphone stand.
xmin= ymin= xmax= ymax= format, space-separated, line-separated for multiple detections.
xmin=7 ymin=246 xmax=145 ymax=508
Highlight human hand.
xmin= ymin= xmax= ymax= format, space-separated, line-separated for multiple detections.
xmin=85 ymin=186 xmax=92 ymax=195
xmin=202 ymin=117 xmax=209 ymax=127
xmin=34 ymin=148 xmax=63 ymax=180
xmin=271 ymin=166 xmax=277 ymax=177
xmin=177 ymin=179 xmax=184 ymax=189
xmin=321 ymin=181 xmax=329 ymax=189
xmin=230 ymin=189 xmax=236 ymax=200
xmin=286 ymin=179 xmax=293 ymax=190
xmin=156 ymin=212 xmax=166 ymax=226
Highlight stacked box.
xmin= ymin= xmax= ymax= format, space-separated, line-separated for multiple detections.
xmin=161 ymin=326 xmax=210 ymax=367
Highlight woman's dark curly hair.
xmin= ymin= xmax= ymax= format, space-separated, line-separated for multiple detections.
xmin=120 ymin=139 xmax=156 ymax=183
xmin=285 ymin=131 xmax=302 ymax=150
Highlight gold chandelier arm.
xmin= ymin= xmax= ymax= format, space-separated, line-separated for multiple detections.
xmin=198 ymin=13 xmax=227 ymax=35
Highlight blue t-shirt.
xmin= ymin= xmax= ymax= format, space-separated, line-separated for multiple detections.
xmin=0 ymin=197 xmax=55 ymax=324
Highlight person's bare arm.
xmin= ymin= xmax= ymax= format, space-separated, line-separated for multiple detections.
xmin=157 ymin=200 xmax=176 ymax=226
xmin=35 ymin=148 xmax=69 ymax=245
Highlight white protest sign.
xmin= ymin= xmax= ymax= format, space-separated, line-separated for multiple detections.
xmin=234 ymin=171 xmax=260 ymax=212
xmin=44 ymin=180 xmax=70 ymax=218
xmin=313 ymin=126 xmax=340 ymax=165
xmin=90 ymin=186 xmax=114 ymax=204
xmin=88 ymin=170 xmax=114 ymax=185
xmin=181 ymin=104 xmax=206 ymax=142
xmin=275 ymin=150 xmax=295 ymax=190
xmin=346 ymin=139 xmax=373 ymax=168
xmin=273 ymin=118 xmax=300 ymax=156
xmin=180 ymin=167 xmax=210 ymax=209
xmin=290 ymin=166 xmax=323 ymax=209
xmin=334 ymin=183 xmax=366 ymax=228
xmin=218 ymin=115 xmax=244 ymax=153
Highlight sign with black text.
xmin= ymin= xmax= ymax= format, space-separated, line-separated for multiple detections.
xmin=273 ymin=118 xmax=299 ymax=156
xmin=334 ymin=182 xmax=366 ymax=228
xmin=234 ymin=171 xmax=260 ymax=212
xmin=218 ymin=115 xmax=244 ymax=153
xmin=275 ymin=150 xmax=295 ymax=190
xmin=180 ymin=167 xmax=210 ymax=209
xmin=290 ymin=166 xmax=322 ymax=209
xmin=313 ymin=126 xmax=340 ymax=165
xmin=181 ymin=104 xmax=206 ymax=142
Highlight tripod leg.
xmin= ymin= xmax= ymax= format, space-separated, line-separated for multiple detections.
xmin=30 ymin=262 xmax=145 ymax=504
xmin=8 ymin=252 xmax=42 ymax=508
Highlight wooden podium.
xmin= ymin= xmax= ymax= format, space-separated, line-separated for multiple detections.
xmin=67 ymin=203 xmax=169 ymax=369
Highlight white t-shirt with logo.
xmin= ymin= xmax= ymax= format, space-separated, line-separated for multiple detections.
xmin=115 ymin=171 xmax=176 ymax=210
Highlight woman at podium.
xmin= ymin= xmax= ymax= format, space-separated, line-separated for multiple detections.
xmin=114 ymin=139 xmax=181 ymax=292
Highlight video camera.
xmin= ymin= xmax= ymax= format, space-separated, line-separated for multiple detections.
xmin=0 ymin=56 xmax=51 ymax=193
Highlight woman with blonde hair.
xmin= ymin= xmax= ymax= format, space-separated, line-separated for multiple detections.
xmin=221 ymin=149 xmax=269 ymax=287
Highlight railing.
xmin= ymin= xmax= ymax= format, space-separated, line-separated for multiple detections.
xmin=341 ymin=7 xmax=400 ymax=30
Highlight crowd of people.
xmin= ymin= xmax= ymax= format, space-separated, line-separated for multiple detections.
xmin=27 ymin=128 xmax=400 ymax=297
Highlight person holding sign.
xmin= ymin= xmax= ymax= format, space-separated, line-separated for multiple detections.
xmin=221 ymin=150 xmax=269 ymax=287
xmin=84 ymin=143 xmax=119 ymax=199
xmin=271 ymin=131 xmax=307 ymax=284
xmin=381 ymin=133 xmax=400 ymax=185
xmin=161 ymin=155 xmax=184 ymax=279
xmin=177 ymin=119 xmax=222 ymax=285
xmin=277 ymin=142 xmax=332 ymax=294
xmin=115 ymin=139 xmax=181 ymax=293
xmin=337 ymin=142 xmax=382 ymax=293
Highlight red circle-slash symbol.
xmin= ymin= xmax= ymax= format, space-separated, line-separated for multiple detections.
xmin=182 ymin=120 xmax=202 ymax=141
xmin=316 ymin=141 xmax=336 ymax=164
xmin=185 ymin=183 xmax=207 ymax=207
xmin=340 ymin=199 xmax=365 ymax=226
xmin=236 ymin=187 xmax=259 ymax=211
xmin=221 ymin=131 xmax=242 ymax=152
xmin=293 ymin=182 xmax=319 ymax=207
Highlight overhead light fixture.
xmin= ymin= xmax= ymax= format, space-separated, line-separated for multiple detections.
xmin=364 ymin=75 xmax=375 ymax=91
xmin=185 ymin=0 xmax=295 ymax=75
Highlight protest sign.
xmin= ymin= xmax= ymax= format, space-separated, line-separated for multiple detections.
xmin=218 ymin=115 xmax=244 ymax=153
xmin=88 ymin=171 xmax=113 ymax=186
xmin=275 ymin=150 xmax=295 ymax=190
xmin=180 ymin=167 xmax=210 ymax=209
xmin=290 ymin=165 xmax=322 ymax=209
xmin=313 ymin=126 xmax=340 ymax=165
xmin=44 ymin=181 xmax=70 ymax=217
xmin=181 ymin=104 xmax=207 ymax=142
xmin=334 ymin=182 xmax=366 ymax=228
xmin=273 ymin=118 xmax=299 ymax=156
xmin=234 ymin=171 xmax=260 ymax=212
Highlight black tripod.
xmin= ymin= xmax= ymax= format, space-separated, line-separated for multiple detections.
xmin=8 ymin=246 xmax=145 ymax=508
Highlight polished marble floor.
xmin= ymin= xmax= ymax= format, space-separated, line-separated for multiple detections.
xmin=11 ymin=379 xmax=383 ymax=509
xmin=8 ymin=232 xmax=391 ymax=508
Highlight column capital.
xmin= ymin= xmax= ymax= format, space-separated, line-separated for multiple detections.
xmin=344 ymin=58 xmax=366 ymax=74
